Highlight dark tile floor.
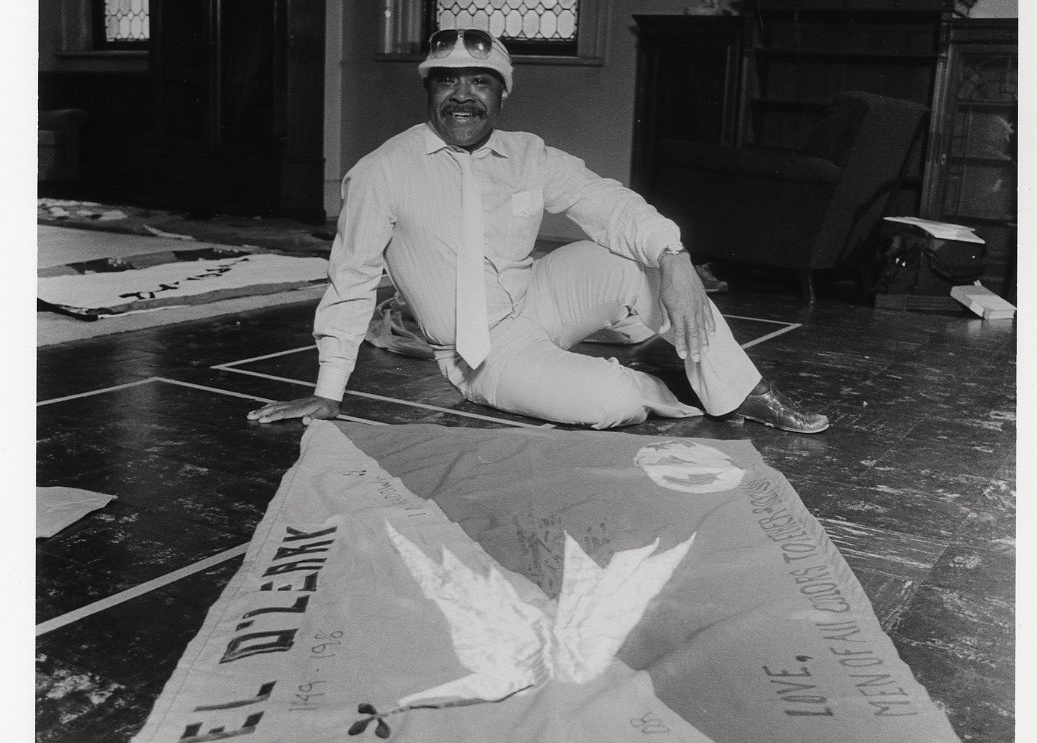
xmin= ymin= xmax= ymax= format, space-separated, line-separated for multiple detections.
xmin=36 ymin=287 xmax=1016 ymax=742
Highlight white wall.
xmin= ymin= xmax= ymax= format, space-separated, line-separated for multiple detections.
xmin=323 ymin=2 xmax=344 ymax=219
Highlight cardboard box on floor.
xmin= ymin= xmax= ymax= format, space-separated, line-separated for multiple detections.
xmin=875 ymin=217 xmax=991 ymax=312
xmin=951 ymin=282 xmax=1016 ymax=320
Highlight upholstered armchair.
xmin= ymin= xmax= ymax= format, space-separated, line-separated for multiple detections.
xmin=649 ymin=92 xmax=928 ymax=301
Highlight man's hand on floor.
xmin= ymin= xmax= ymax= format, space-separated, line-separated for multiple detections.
xmin=247 ymin=395 xmax=341 ymax=424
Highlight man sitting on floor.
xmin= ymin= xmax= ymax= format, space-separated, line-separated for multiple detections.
xmin=248 ymin=29 xmax=828 ymax=434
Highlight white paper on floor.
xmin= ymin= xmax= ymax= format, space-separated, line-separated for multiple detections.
xmin=37 ymin=486 xmax=117 ymax=538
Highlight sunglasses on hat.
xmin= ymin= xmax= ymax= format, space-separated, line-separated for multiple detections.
xmin=429 ymin=28 xmax=498 ymax=60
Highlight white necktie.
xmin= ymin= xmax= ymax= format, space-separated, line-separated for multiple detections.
xmin=452 ymin=149 xmax=491 ymax=368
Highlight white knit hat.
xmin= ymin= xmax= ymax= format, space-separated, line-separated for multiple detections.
xmin=418 ymin=29 xmax=513 ymax=92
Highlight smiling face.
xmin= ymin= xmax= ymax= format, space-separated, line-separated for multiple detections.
xmin=425 ymin=67 xmax=506 ymax=150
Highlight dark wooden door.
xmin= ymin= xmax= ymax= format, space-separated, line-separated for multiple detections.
xmin=630 ymin=15 xmax=749 ymax=195
xmin=145 ymin=0 xmax=326 ymax=222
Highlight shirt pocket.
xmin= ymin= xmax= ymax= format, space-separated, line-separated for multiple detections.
xmin=511 ymin=188 xmax=544 ymax=218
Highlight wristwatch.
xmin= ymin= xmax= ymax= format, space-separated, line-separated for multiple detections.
xmin=659 ymin=244 xmax=688 ymax=258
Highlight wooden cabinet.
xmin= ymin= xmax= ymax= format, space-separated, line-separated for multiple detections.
xmin=744 ymin=1 xmax=951 ymax=217
xmin=923 ymin=19 xmax=1017 ymax=299
xmin=144 ymin=0 xmax=326 ymax=223
xmin=633 ymin=3 xmax=951 ymax=214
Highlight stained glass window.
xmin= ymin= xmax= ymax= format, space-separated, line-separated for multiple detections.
xmin=96 ymin=0 xmax=150 ymax=47
xmin=434 ymin=0 xmax=579 ymax=55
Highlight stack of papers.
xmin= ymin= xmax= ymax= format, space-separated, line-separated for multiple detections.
xmin=883 ymin=217 xmax=986 ymax=244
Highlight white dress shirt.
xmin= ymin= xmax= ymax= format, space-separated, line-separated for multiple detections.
xmin=313 ymin=123 xmax=683 ymax=401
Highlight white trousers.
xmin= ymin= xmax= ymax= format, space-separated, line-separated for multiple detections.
xmin=439 ymin=241 xmax=762 ymax=429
